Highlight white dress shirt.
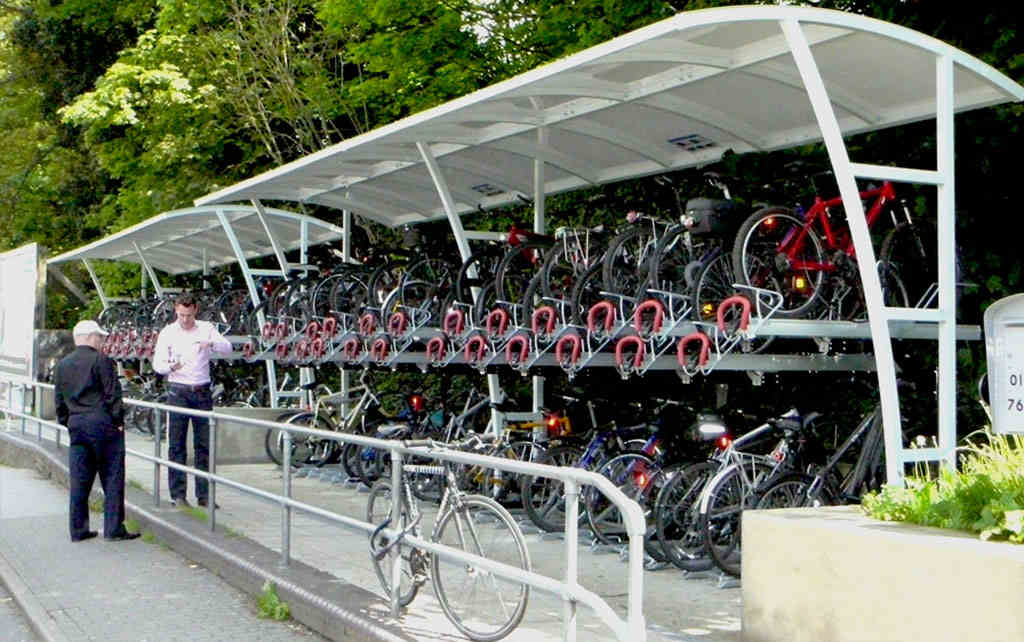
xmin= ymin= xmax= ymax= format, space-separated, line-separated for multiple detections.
xmin=152 ymin=320 xmax=233 ymax=385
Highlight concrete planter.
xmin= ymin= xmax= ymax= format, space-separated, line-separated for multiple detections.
xmin=743 ymin=505 xmax=1024 ymax=642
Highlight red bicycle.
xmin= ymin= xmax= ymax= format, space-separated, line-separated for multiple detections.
xmin=730 ymin=178 xmax=936 ymax=320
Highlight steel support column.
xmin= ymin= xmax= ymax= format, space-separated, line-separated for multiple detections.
xmin=132 ymin=242 xmax=164 ymax=297
xmin=532 ymin=127 xmax=547 ymax=414
xmin=252 ymin=199 xmax=290 ymax=277
xmin=82 ymin=259 xmax=108 ymax=309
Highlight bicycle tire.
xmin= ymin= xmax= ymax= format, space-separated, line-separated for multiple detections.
xmin=431 ymin=494 xmax=531 ymax=641
xmin=455 ymin=246 xmax=505 ymax=304
xmin=567 ymin=261 xmax=606 ymax=327
xmin=692 ymin=252 xmax=773 ymax=352
xmin=366 ymin=480 xmax=421 ymax=607
xmin=756 ymin=472 xmax=835 ymax=510
xmin=879 ymin=220 xmax=958 ymax=311
xmin=646 ymin=225 xmax=696 ymax=302
xmin=701 ymin=459 xmax=775 ymax=578
xmin=494 ymin=242 xmax=549 ymax=307
xmin=601 ymin=225 xmax=654 ymax=296
xmin=283 ymin=412 xmax=339 ymax=468
xmin=541 ymin=239 xmax=601 ymax=303
xmin=521 ymin=445 xmax=584 ymax=532
xmin=583 ymin=452 xmax=656 ymax=546
xmin=654 ymin=460 xmax=717 ymax=572
xmin=731 ymin=206 xmax=826 ymax=319
xmin=264 ymin=410 xmax=312 ymax=467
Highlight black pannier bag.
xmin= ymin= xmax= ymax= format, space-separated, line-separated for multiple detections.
xmin=683 ymin=197 xmax=738 ymax=236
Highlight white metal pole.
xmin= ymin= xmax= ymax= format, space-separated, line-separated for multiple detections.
xmin=251 ymin=200 xmax=290 ymax=277
xmin=132 ymin=242 xmax=164 ymax=297
xmin=533 ymin=128 xmax=547 ymax=414
xmin=935 ymin=54 xmax=958 ymax=470
xmin=82 ymin=259 xmax=109 ymax=309
xmin=781 ymin=19 xmax=905 ymax=486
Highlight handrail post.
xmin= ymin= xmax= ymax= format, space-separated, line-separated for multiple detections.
xmin=280 ymin=429 xmax=292 ymax=567
xmin=563 ymin=478 xmax=579 ymax=642
xmin=154 ymin=409 xmax=165 ymax=506
xmin=209 ymin=415 xmax=217 ymax=532
xmin=389 ymin=448 xmax=404 ymax=618
xmin=20 ymin=384 xmax=26 ymax=434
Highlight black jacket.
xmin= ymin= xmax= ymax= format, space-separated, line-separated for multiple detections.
xmin=54 ymin=345 xmax=124 ymax=428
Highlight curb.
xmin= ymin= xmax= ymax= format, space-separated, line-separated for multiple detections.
xmin=0 ymin=430 xmax=412 ymax=642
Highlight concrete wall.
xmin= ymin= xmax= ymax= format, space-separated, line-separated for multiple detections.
xmin=743 ymin=506 xmax=1024 ymax=642
xmin=211 ymin=406 xmax=286 ymax=465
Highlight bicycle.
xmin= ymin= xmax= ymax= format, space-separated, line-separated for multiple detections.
xmin=366 ymin=434 xmax=531 ymax=641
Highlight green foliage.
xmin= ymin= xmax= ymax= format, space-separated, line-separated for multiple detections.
xmin=257 ymin=581 xmax=291 ymax=620
xmin=863 ymin=430 xmax=1024 ymax=544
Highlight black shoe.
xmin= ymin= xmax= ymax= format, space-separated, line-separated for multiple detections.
xmin=197 ymin=498 xmax=220 ymax=509
xmin=171 ymin=497 xmax=191 ymax=508
xmin=105 ymin=531 xmax=141 ymax=541
xmin=71 ymin=531 xmax=98 ymax=543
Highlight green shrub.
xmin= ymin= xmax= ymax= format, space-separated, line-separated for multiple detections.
xmin=257 ymin=581 xmax=290 ymax=621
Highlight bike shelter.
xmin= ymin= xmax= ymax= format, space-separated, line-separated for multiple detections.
xmin=194 ymin=5 xmax=1023 ymax=487
xmin=46 ymin=204 xmax=346 ymax=408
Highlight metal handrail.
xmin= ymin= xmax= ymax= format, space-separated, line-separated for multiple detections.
xmin=1 ymin=377 xmax=646 ymax=641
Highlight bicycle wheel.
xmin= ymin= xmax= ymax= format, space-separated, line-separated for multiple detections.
xmin=692 ymin=252 xmax=773 ymax=352
xmin=647 ymin=226 xmax=695 ymax=301
xmin=541 ymin=240 xmax=599 ymax=303
xmin=567 ymin=261 xmax=606 ymax=327
xmin=431 ymin=494 xmax=531 ymax=641
xmin=284 ymin=413 xmax=339 ymax=468
xmin=400 ymin=257 xmax=456 ymax=324
xmin=366 ymin=480 xmax=422 ymax=607
xmin=701 ymin=460 xmax=775 ymax=577
xmin=879 ymin=220 xmax=952 ymax=310
xmin=732 ymin=206 xmax=826 ymax=319
xmin=583 ymin=452 xmax=656 ymax=546
xmin=456 ymin=246 xmax=504 ymax=304
xmin=482 ymin=439 xmax=546 ymax=505
xmin=521 ymin=445 xmax=583 ymax=532
xmin=602 ymin=226 xmax=654 ymax=296
xmin=654 ymin=460 xmax=717 ymax=572
xmin=495 ymin=242 xmax=549 ymax=306
xmin=264 ymin=411 xmax=313 ymax=467
xmin=755 ymin=473 xmax=826 ymax=510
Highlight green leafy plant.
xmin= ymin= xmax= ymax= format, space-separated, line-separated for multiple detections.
xmin=863 ymin=429 xmax=1024 ymax=543
xmin=257 ymin=581 xmax=291 ymax=621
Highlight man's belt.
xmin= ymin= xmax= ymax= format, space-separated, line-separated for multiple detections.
xmin=168 ymin=382 xmax=211 ymax=392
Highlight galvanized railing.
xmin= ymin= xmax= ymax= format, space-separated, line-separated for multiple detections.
xmin=1 ymin=377 xmax=647 ymax=642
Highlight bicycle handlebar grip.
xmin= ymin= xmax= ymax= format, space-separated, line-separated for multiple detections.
xmin=615 ymin=335 xmax=646 ymax=371
xmin=341 ymin=337 xmax=361 ymax=361
xmin=371 ymin=337 xmax=390 ymax=363
xmin=633 ymin=299 xmax=666 ymax=337
xmin=387 ymin=311 xmax=408 ymax=338
xmin=717 ymin=295 xmax=752 ymax=333
xmin=358 ymin=313 xmax=376 ymax=337
xmin=443 ymin=309 xmax=465 ymax=337
xmin=322 ymin=316 xmax=338 ymax=338
xmin=505 ymin=334 xmax=530 ymax=365
xmin=464 ymin=335 xmax=488 ymax=364
xmin=587 ymin=301 xmax=616 ymax=335
xmin=426 ymin=336 xmax=446 ymax=362
xmin=531 ymin=305 xmax=557 ymax=337
xmin=555 ymin=333 xmax=582 ymax=368
xmin=677 ymin=332 xmax=711 ymax=368
xmin=485 ymin=308 xmax=509 ymax=338
xmin=304 ymin=320 xmax=320 ymax=340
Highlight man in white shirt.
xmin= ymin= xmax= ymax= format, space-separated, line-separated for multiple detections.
xmin=152 ymin=293 xmax=233 ymax=508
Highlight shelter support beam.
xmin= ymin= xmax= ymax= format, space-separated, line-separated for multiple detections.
xmin=81 ymin=260 xmax=108 ymax=309
xmin=132 ymin=242 xmax=164 ymax=297
xmin=781 ymin=18 xmax=906 ymax=486
xmin=533 ymin=122 xmax=547 ymax=414
xmin=46 ymin=265 xmax=90 ymax=306
xmin=252 ymin=199 xmax=290 ymax=277
xmin=935 ymin=54 xmax=957 ymax=470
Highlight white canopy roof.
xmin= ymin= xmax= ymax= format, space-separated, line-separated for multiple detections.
xmin=47 ymin=205 xmax=344 ymax=275
xmin=196 ymin=5 xmax=1023 ymax=227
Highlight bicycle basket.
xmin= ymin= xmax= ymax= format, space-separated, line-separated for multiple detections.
xmin=683 ymin=198 xmax=739 ymax=236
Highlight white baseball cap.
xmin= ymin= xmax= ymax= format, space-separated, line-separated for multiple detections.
xmin=72 ymin=320 xmax=109 ymax=337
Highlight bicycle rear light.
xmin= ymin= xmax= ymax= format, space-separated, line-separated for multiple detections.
xmin=792 ymin=275 xmax=808 ymax=291
xmin=409 ymin=394 xmax=424 ymax=413
xmin=717 ymin=435 xmax=733 ymax=450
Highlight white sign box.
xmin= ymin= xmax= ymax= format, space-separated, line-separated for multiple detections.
xmin=984 ymin=294 xmax=1024 ymax=434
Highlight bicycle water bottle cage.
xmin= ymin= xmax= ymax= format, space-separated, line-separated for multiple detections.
xmin=443 ymin=309 xmax=465 ymax=337
xmin=358 ymin=313 xmax=376 ymax=337
xmin=321 ymin=316 xmax=338 ymax=338
xmin=677 ymin=332 xmax=711 ymax=369
xmin=387 ymin=311 xmax=408 ymax=338
xmin=531 ymin=306 xmax=557 ymax=338
xmin=716 ymin=295 xmax=751 ymax=335
xmin=587 ymin=301 xmax=616 ymax=337
xmin=615 ymin=335 xmax=646 ymax=374
xmin=633 ymin=299 xmax=666 ymax=338
xmin=505 ymin=334 xmax=530 ymax=365
xmin=555 ymin=333 xmax=582 ymax=369
xmin=371 ymin=338 xmax=390 ymax=363
xmin=425 ymin=336 xmax=446 ymax=363
xmin=464 ymin=335 xmax=488 ymax=365
xmin=485 ymin=308 xmax=509 ymax=338
xmin=304 ymin=320 xmax=321 ymax=340
xmin=341 ymin=337 xmax=361 ymax=362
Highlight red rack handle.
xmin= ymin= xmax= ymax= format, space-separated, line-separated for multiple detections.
xmin=275 ymin=342 xmax=290 ymax=360
xmin=305 ymin=321 xmax=321 ymax=340
xmin=294 ymin=339 xmax=309 ymax=360
xmin=310 ymin=337 xmax=325 ymax=359
xmin=531 ymin=306 xmax=557 ymax=337
xmin=274 ymin=322 xmax=288 ymax=341
xmin=506 ymin=334 xmax=530 ymax=365
xmin=485 ymin=308 xmax=509 ymax=338
xmin=615 ymin=335 xmax=646 ymax=371
xmin=243 ymin=342 xmax=255 ymax=359
xmin=587 ymin=301 xmax=616 ymax=335
xmin=387 ymin=311 xmax=409 ymax=337
xmin=633 ymin=299 xmax=665 ymax=336
xmin=443 ymin=309 xmax=465 ymax=337
xmin=717 ymin=295 xmax=752 ymax=333
xmin=555 ymin=333 xmax=582 ymax=368
xmin=341 ymin=337 xmax=361 ymax=361
xmin=371 ymin=338 xmax=390 ymax=362
xmin=262 ymin=322 xmax=275 ymax=340
xmin=426 ymin=336 xmax=446 ymax=362
xmin=358 ymin=313 xmax=376 ymax=337
xmin=464 ymin=335 xmax=488 ymax=364
xmin=322 ymin=316 xmax=338 ymax=337
xmin=677 ymin=332 xmax=711 ymax=369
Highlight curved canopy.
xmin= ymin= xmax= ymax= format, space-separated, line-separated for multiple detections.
xmin=196 ymin=5 xmax=1023 ymax=227
xmin=47 ymin=205 xmax=344 ymax=275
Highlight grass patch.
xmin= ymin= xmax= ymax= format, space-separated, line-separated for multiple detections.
xmin=257 ymin=581 xmax=291 ymax=621
xmin=127 ymin=478 xmax=145 ymax=491
xmin=87 ymin=497 xmax=103 ymax=513
xmin=181 ymin=505 xmax=208 ymax=522
xmin=141 ymin=531 xmax=157 ymax=544
xmin=123 ymin=518 xmax=140 ymax=534
xmin=223 ymin=525 xmax=243 ymax=538
xmin=863 ymin=429 xmax=1024 ymax=543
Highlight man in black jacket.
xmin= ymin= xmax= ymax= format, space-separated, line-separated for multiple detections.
xmin=54 ymin=320 xmax=139 ymax=542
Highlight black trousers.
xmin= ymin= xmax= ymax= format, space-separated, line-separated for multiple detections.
xmin=68 ymin=414 xmax=127 ymax=539
xmin=166 ymin=385 xmax=213 ymax=502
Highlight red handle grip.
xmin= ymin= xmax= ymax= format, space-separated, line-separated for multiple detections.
xmin=464 ymin=335 xmax=488 ymax=364
xmin=275 ymin=342 xmax=290 ymax=360
xmin=555 ymin=333 xmax=582 ymax=368
xmin=371 ymin=338 xmax=390 ymax=362
xmin=677 ymin=332 xmax=711 ymax=369
xmin=358 ymin=313 xmax=376 ymax=337
xmin=304 ymin=321 xmax=321 ymax=340
xmin=587 ymin=301 xmax=616 ymax=335
xmin=341 ymin=337 xmax=361 ymax=361
xmin=274 ymin=322 xmax=288 ymax=341
xmin=615 ymin=335 xmax=646 ymax=370
xmin=633 ymin=299 xmax=665 ymax=336
xmin=387 ymin=311 xmax=408 ymax=337
xmin=310 ymin=337 xmax=325 ymax=359
xmin=505 ymin=335 xmax=530 ymax=365
xmin=426 ymin=336 xmax=446 ymax=362
xmin=485 ymin=308 xmax=509 ymax=338
xmin=443 ymin=309 xmax=465 ymax=337
xmin=531 ymin=306 xmax=557 ymax=337
xmin=322 ymin=316 xmax=338 ymax=337
xmin=717 ymin=295 xmax=751 ymax=333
